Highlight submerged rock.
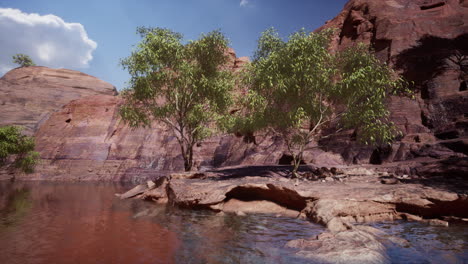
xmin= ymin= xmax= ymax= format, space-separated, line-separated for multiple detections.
xmin=427 ymin=219 xmax=449 ymax=227
xmin=117 ymin=184 xmax=147 ymax=199
xmin=215 ymin=199 xmax=300 ymax=217
xmin=286 ymin=228 xmax=391 ymax=264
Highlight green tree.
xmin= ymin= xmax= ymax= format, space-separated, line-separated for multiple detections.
xmin=120 ymin=27 xmax=234 ymax=171
xmin=12 ymin=54 xmax=36 ymax=67
xmin=233 ymin=28 xmax=408 ymax=177
xmin=0 ymin=126 xmax=39 ymax=175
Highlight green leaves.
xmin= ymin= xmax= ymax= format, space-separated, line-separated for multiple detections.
xmin=120 ymin=25 xmax=409 ymax=173
xmin=253 ymin=28 xmax=284 ymax=62
xmin=12 ymin=54 xmax=36 ymax=67
xmin=236 ymin=27 xmax=409 ymax=174
xmin=0 ymin=126 xmax=39 ymax=174
xmin=337 ymin=44 xmax=410 ymax=145
xmin=238 ymin=28 xmax=336 ymax=134
xmin=120 ymin=27 xmax=234 ymax=171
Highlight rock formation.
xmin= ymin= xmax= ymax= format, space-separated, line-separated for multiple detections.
xmin=2 ymin=53 xmax=294 ymax=181
xmin=117 ymin=168 xmax=467 ymax=263
xmin=1 ymin=0 xmax=467 ymax=181
xmin=0 ymin=66 xmax=117 ymax=135
xmin=318 ymin=0 xmax=468 ymax=165
xmin=2 ymin=3 xmax=467 ymax=262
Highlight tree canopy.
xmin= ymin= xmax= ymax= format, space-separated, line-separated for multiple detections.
xmin=231 ymin=28 xmax=409 ymax=176
xmin=120 ymin=27 xmax=234 ymax=171
xmin=0 ymin=126 xmax=39 ymax=174
xmin=12 ymin=54 xmax=36 ymax=67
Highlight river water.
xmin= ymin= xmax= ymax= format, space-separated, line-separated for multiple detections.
xmin=0 ymin=182 xmax=466 ymax=264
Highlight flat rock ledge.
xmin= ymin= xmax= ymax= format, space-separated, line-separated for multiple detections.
xmin=117 ymin=170 xmax=467 ymax=264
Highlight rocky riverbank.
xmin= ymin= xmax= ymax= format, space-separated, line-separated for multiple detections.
xmin=118 ymin=165 xmax=467 ymax=264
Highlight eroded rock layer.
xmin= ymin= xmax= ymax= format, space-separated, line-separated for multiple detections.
xmin=318 ymin=0 xmax=468 ymax=165
xmin=0 ymin=66 xmax=117 ymax=134
xmin=118 ymin=167 xmax=467 ymax=263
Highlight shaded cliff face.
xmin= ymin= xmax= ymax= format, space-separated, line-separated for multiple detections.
xmin=318 ymin=0 xmax=468 ymax=164
xmin=0 ymin=66 xmax=117 ymax=135
xmin=319 ymin=0 xmax=467 ymax=61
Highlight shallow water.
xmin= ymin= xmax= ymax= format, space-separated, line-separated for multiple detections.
xmin=0 ymin=181 xmax=322 ymax=264
xmin=0 ymin=182 xmax=466 ymax=264
xmin=369 ymin=221 xmax=468 ymax=264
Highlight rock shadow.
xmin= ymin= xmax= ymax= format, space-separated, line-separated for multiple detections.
xmin=409 ymin=157 xmax=468 ymax=194
xmin=208 ymin=165 xmax=314 ymax=180
xmin=394 ymin=33 xmax=468 ymax=92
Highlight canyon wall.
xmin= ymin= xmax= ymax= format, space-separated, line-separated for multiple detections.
xmin=1 ymin=0 xmax=467 ymax=180
xmin=318 ymin=0 xmax=467 ymax=165
xmin=0 ymin=66 xmax=117 ymax=135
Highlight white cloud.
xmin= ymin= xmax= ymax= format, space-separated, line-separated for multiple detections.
xmin=240 ymin=0 xmax=249 ymax=7
xmin=0 ymin=8 xmax=97 ymax=75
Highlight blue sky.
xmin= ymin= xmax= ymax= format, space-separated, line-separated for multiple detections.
xmin=0 ymin=0 xmax=347 ymax=90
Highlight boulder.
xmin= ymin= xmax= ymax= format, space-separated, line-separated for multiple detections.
xmin=306 ymin=199 xmax=397 ymax=225
xmin=146 ymin=180 xmax=156 ymax=189
xmin=326 ymin=217 xmax=351 ymax=232
xmin=141 ymin=178 xmax=169 ymax=203
xmin=117 ymin=184 xmax=147 ymax=199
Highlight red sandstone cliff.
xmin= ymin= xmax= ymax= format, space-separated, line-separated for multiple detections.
xmin=0 ymin=66 xmax=117 ymax=135
xmin=1 ymin=0 xmax=467 ymax=180
xmin=317 ymin=0 xmax=468 ymax=166
xmin=3 ymin=52 xmax=291 ymax=181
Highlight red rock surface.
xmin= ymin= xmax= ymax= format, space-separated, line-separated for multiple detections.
xmin=30 ymin=94 xmax=293 ymax=181
xmin=0 ymin=66 xmax=117 ymax=134
xmin=14 ymin=52 xmax=293 ymax=180
xmin=2 ymin=0 xmax=467 ymax=180
xmin=317 ymin=0 xmax=468 ymax=165
xmin=18 ymin=51 xmax=343 ymax=181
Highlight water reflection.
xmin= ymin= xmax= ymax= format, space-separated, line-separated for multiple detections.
xmin=0 ymin=182 xmax=320 ymax=264
xmin=370 ymin=221 xmax=468 ymax=264
xmin=117 ymin=198 xmax=321 ymax=263
xmin=0 ymin=184 xmax=32 ymax=229
xmin=0 ymin=182 xmax=179 ymax=264
xmin=1 ymin=182 xmax=466 ymax=264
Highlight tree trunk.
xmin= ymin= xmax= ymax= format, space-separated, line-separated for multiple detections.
xmin=290 ymin=140 xmax=306 ymax=178
xmin=183 ymin=145 xmax=194 ymax=171
xmin=184 ymin=159 xmax=192 ymax=171
xmin=292 ymin=156 xmax=301 ymax=178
